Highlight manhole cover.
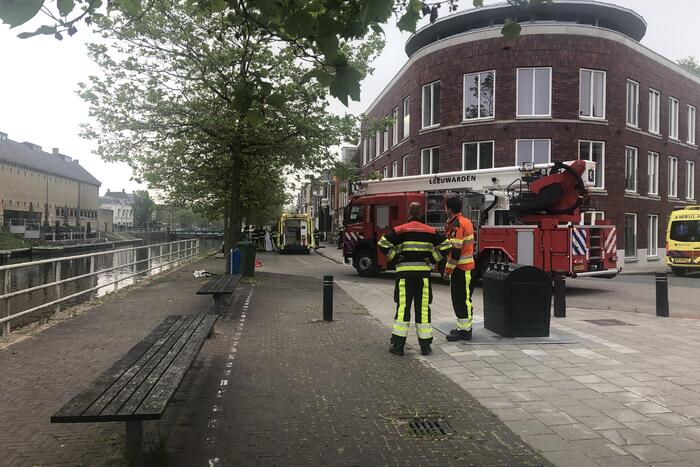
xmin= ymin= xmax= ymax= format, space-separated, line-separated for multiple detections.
xmin=583 ymin=319 xmax=636 ymax=327
xmin=407 ymin=418 xmax=453 ymax=438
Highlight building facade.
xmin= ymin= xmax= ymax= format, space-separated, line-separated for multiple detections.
xmin=0 ymin=132 xmax=100 ymax=229
xmin=359 ymin=1 xmax=699 ymax=267
xmin=99 ymin=189 xmax=134 ymax=229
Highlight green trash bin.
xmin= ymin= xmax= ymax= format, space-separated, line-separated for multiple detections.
xmin=237 ymin=241 xmax=256 ymax=277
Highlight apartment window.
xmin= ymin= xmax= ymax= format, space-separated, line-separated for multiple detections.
xmin=403 ymin=97 xmax=410 ymax=139
xmin=421 ymin=147 xmax=440 ymax=174
xmin=648 ymin=151 xmax=659 ymax=195
xmin=579 ymin=69 xmax=606 ymax=119
xmin=382 ymin=124 xmax=389 ymax=153
xmin=687 ymin=161 xmax=696 ymax=200
xmin=463 ymin=141 xmax=494 ymax=170
xmin=392 ymin=107 xmax=399 ymax=146
xmin=391 ymin=160 xmax=398 ymax=178
xmin=375 ymin=131 xmax=381 ymax=157
xmin=624 ymin=146 xmax=638 ymax=193
xmin=402 ymin=155 xmax=409 ymax=177
xmin=647 ymin=215 xmax=658 ymax=257
xmin=463 ymin=70 xmax=495 ymax=120
xmin=649 ymin=89 xmax=661 ymax=134
xmin=624 ymin=213 xmax=637 ymax=259
xmin=688 ymin=105 xmax=696 ymax=145
xmin=579 ymin=141 xmax=605 ymax=189
xmin=516 ymin=139 xmax=550 ymax=165
xmin=669 ymin=97 xmax=680 ymax=140
xmin=362 ymin=138 xmax=368 ymax=165
xmin=626 ymin=79 xmax=639 ymax=127
xmin=669 ymin=156 xmax=678 ymax=198
xmin=421 ymin=81 xmax=440 ymax=128
xmin=382 ymin=166 xmax=389 ymax=179
xmin=516 ymin=67 xmax=551 ymax=117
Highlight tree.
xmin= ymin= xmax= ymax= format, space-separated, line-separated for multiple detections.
xmin=131 ymin=190 xmax=156 ymax=228
xmin=678 ymin=56 xmax=700 ymax=77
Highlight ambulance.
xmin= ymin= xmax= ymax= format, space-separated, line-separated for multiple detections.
xmin=666 ymin=206 xmax=700 ymax=276
xmin=276 ymin=213 xmax=316 ymax=254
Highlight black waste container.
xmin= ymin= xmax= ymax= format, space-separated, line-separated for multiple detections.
xmin=482 ymin=263 xmax=552 ymax=337
xmin=237 ymin=241 xmax=257 ymax=277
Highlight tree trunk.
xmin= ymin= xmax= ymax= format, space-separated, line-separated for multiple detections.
xmin=224 ymin=148 xmax=242 ymax=254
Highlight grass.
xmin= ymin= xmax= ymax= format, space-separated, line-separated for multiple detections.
xmin=0 ymin=231 xmax=29 ymax=250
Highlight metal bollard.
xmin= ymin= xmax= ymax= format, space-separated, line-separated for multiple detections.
xmin=323 ymin=275 xmax=333 ymax=321
xmin=553 ymin=272 xmax=566 ymax=318
xmin=655 ymin=272 xmax=669 ymax=317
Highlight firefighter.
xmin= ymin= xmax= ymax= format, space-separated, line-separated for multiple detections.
xmin=443 ymin=195 xmax=476 ymax=342
xmin=377 ymin=202 xmax=451 ymax=356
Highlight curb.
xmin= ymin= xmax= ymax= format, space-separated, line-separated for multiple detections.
xmin=315 ymin=249 xmax=343 ymax=264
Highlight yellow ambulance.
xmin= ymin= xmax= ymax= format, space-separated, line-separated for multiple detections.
xmin=276 ymin=213 xmax=316 ymax=254
xmin=666 ymin=206 xmax=700 ymax=276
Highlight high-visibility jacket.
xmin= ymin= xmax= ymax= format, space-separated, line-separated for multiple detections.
xmin=444 ymin=213 xmax=475 ymax=274
xmin=377 ymin=218 xmax=451 ymax=277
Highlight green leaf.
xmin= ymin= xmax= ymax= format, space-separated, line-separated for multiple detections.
xmin=302 ymin=69 xmax=334 ymax=87
xmin=0 ymin=0 xmax=45 ymax=28
xmin=246 ymin=109 xmax=265 ymax=126
xmin=473 ymin=0 xmax=484 ymax=7
xmin=57 ymin=0 xmax=75 ymax=17
xmin=397 ymin=5 xmax=421 ymax=33
xmin=118 ymin=0 xmax=141 ymax=16
xmin=330 ymin=66 xmax=362 ymax=106
xmin=501 ymin=19 xmax=521 ymax=40
xmin=267 ymin=93 xmax=285 ymax=108
xmin=361 ymin=0 xmax=392 ymax=24
xmin=17 ymin=24 xmax=55 ymax=38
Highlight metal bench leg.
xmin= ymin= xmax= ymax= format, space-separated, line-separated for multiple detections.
xmin=126 ymin=420 xmax=143 ymax=460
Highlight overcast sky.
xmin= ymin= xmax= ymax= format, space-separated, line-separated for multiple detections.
xmin=1 ymin=0 xmax=699 ymax=196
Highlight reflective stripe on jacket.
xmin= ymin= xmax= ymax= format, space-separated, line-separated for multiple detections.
xmin=445 ymin=213 xmax=475 ymax=273
xmin=377 ymin=219 xmax=451 ymax=277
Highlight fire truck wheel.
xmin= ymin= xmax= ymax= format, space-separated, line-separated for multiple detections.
xmin=672 ymin=267 xmax=687 ymax=277
xmin=355 ymin=250 xmax=377 ymax=277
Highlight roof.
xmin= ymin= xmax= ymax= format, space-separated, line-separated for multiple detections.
xmin=405 ymin=0 xmax=647 ymax=57
xmin=103 ymin=190 xmax=133 ymax=200
xmin=0 ymin=138 xmax=101 ymax=186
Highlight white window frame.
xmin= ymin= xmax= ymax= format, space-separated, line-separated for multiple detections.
xmin=421 ymin=147 xmax=439 ymax=175
xmin=462 ymin=141 xmax=495 ymax=171
xmin=624 ymin=146 xmax=638 ymax=193
xmin=516 ymin=67 xmax=552 ymax=118
xmin=421 ymin=81 xmax=440 ymax=129
xmin=391 ymin=160 xmax=398 ymax=179
xmin=626 ymin=79 xmax=639 ymax=128
xmin=624 ymin=213 xmax=638 ymax=259
xmin=669 ymin=97 xmax=680 ymax=140
xmin=392 ymin=107 xmax=399 ymax=146
xmin=403 ymin=97 xmax=410 ymax=139
xmin=687 ymin=160 xmax=696 ymax=200
xmin=382 ymin=165 xmax=389 ymax=179
xmin=402 ymin=155 xmax=409 ymax=177
xmin=648 ymin=151 xmax=659 ymax=196
xmin=515 ymin=139 xmax=551 ymax=165
xmin=375 ymin=130 xmax=381 ymax=157
xmin=649 ymin=89 xmax=661 ymax=135
xmin=668 ymin=156 xmax=678 ymax=198
xmin=463 ymin=70 xmax=496 ymax=121
xmin=688 ymin=105 xmax=696 ymax=145
xmin=579 ymin=68 xmax=606 ymax=120
xmin=382 ymin=121 xmax=389 ymax=153
xmin=362 ymin=137 xmax=368 ymax=165
xmin=578 ymin=140 xmax=606 ymax=189
xmin=647 ymin=214 xmax=658 ymax=258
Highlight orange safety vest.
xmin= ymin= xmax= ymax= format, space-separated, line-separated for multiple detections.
xmin=444 ymin=213 xmax=475 ymax=273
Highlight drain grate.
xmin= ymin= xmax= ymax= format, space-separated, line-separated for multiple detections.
xmin=407 ymin=418 xmax=453 ymax=438
xmin=583 ymin=319 xmax=636 ymax=327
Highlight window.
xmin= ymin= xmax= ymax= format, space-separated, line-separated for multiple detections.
xmin=649 ymin=89 xmax=661 ymax=134
xmin=624 ymin=213 xmax=637 ymax=259
xmin=462 ymin=141 xmax=494 ymax=170
xmin=382 ymin=166 xmax=389 ymax=179
xmin=348 ymin=205 xmax=363 ymax=224
xmin=669 ymin=97 xmax=680 ymax=140
xmin=391 ymin=160 xmax=398 ymax=178
xmin=421 ymin=147 xmax=439 ymax=174
xmin=516 ymin=139 xmax=551 ymax=165
xmin=392 ymin=107 xmax=399 ymax=146
xmin=669 ymin=156 xmax=678 ymax=198
xmin=579 ymin=141 xmax=605 ymax=189
xmin=579 ymin=69 xmax=606 ymax=119
xmin=688 ymin=161 xmax=696 ymax=200
xmin=624 ymin=146 xmax=638 ymax=193
xmin=689 ymin=105 xmax=697 ymax=145
xmin=422 ymin=81 xmax=440 ymax=128
xmin=517 ymin=67 xmax=551 ymax=117
xmin=403 ymin=97 xmax=410 ymax=139
xmin=648 ymin=152 xmax=659 ymax=195
xmin=375 ymin=131 xmax=380 ymax=157
xmin=402 ymin=155 xmax=409 ymax=177
xmin=626 ymin=80 xmax=639 ymax=127
xmin=648 ymin=215 xmax=658 ymax=257
xmin=362 ymin=137 xmax=368 ymax=165
xmin=463 ymin=70 xmax=495 ymax=120
xmin=383 ymin=123 xmax=389 ymax=152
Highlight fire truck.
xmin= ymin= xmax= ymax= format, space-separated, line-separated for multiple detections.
xmin=341 ymin=160 xmax=619 ymax=280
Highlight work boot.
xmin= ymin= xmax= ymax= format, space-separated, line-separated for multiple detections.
xmin=420 ymin=344 xmax=432 ymax=356
xmin=446 ymin=329 xmax=472 ymax=342
xmin=389 ymin=336 xmax=405 ymax=356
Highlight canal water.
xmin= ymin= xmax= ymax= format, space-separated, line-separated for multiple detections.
xmin=0 ymin=238 xmax=221 ymax=333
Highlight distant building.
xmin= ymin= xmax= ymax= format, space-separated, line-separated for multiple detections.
xmin=99 ymin=189 xmax=134 ymax=229
xmin=0 ymin=131 xmax=101 ymax=229
xmin=97 ymin=208 xmax=114 ymax=233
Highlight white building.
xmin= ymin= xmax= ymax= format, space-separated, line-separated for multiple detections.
xmin=99 ymin=189 xmax=134 ymax=229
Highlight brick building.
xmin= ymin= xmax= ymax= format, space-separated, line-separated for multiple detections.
xmin=359 ymin=0 xmax=699 ymax=267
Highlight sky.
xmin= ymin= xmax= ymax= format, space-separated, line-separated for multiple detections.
xmin=1 ymin=0 xmax=699 ymax=197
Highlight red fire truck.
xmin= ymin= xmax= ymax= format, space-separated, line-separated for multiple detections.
xmin=342 ymin=160 xmax=619 ymax=280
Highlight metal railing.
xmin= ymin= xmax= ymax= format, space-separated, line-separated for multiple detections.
xmin=0 ymin=239 xmax=201 ymax=339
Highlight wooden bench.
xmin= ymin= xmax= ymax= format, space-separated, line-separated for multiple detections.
xmin=196 ymin=273 xmax=242 ymax=312
xmin=51 ymin=314 xmax=217 ymax=458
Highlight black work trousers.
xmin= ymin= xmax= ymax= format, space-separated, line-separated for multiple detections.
xmin=392 ymin=276 xmax=433 ymax=345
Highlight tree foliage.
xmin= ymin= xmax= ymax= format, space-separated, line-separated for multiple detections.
xmin=678 ymin=56 xmax=700 ymax=77
xmin=131 ymin=190 xmax=156 ymax=227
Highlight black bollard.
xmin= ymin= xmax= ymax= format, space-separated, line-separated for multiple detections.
xmin=655 ymin=272 xmax=669 ymax=317
xmin=553 ymin=272 xmax=566 ymax=318
xmin=323 ymin=275 xmax=334 ymax=321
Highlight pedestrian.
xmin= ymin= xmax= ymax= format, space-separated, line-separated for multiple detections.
xmin=442 ymin=195 xmax=476 ymax=342
xmin=378 ymin=202 xmax=451 ymax=356
xmin=264 ymin=229 xmax=273 ymax=252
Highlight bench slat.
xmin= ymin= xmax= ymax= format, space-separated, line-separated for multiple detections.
xmin=196 ymin=274 xmax=241 ymax=295
xmin=51 ymin=316 xmax=182 ymax=423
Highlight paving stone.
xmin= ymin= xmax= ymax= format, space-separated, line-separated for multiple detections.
xmin=575 ymin=415 xmax=626 ymax=431
xmin=597 ymin=454 xmax=649 ymax=466
xmin=520 ymin=433 xmax=572 ymax=452
xmin=623 ymin=444 xmax=683 ymax=463
xmin=647 ymin=412 xmax=698 ymax=428
xmin=647 ymin=435 xmax=700 ymax=452
xmin=550 ymin=423 xmax=601 ymax=441
xmin=672 ymin=406 xmax=700 ymax=419
xmin=623 ymin=402 xmax=673 ymax=414
xmin=569 ymin=438 xmax=630 ymax=458
xmin=599 ymin=429 xmax=652 ymax=446
xmin=490 ymin=407 xmax=535 ymax=422
xmin=606 ymin=409 xmax=651 ymax=423
xmin=541 ymin=448 xmax=599 ymax=467
xmin=587 ymin=383 xmax=627 ymax=393
xmin=504 ymin=419 xmax=555 ymax=436
xmin=623 ymin=421 xmax=676 ymax=436
xmin=534 ymin=411 xmax=578 ymax=426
